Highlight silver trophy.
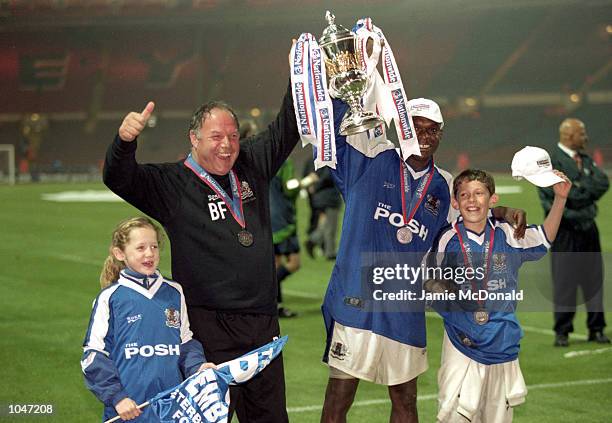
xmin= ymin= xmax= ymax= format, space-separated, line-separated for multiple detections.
xmin=319 ymin=11 xmax=384 ymax=136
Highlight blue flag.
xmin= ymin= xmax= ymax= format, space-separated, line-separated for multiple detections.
xmin=149 ymin=336 xmax=287 ymax=423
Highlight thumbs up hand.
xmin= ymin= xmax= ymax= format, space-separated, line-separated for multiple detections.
xmin=118 ymin=101 xmax=155 ymax=142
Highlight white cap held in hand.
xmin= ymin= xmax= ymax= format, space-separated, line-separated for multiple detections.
xmin=511 ymin=146 xmax=564 ymax=187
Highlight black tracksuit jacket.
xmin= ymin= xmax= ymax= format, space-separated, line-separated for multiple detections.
xmin=103 ymin=86 xmax=299 ymax=315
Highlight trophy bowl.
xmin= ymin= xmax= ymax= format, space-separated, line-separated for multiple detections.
xmin=319 ymin=11 xmax=384 ymax=136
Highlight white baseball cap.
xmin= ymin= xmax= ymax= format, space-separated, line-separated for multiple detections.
xmin=511 ymin=146 xmax=564 ymax=187
xmin=407 ymin=98 xmax=444 ymax=128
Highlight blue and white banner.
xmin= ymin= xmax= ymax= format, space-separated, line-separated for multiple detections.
xmin=290 ymin=33 xmax=337 ymax=170
xmin=149 ymin=336 xmax=288 ymax=423
xmin=290 ymin=34 xmax=317 ymax=147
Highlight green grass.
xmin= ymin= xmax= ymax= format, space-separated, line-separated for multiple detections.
xmin=0 ymin=176 xmax=610 ymax=422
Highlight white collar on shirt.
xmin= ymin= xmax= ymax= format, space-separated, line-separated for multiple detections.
xmin=453 ymin=216 xmax=496 ymax=246
xmin=118 ymin=271 xmax=164 ymax=299
xmin=557 ymin=142 xmax=577 ymax=158
xmin=406 ymin=162 xmax=431 ymax=179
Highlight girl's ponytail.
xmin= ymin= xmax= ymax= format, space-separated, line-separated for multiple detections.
xmin=99 ymin=255 xmax=123 ymax=289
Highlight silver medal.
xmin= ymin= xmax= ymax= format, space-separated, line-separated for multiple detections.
xmin=396 ymin=226 xmax=413 ymax=244
xmin=237 ymin=230 xmax=254 ymax=247
xmin=474 ymin=310 xmax=489 ymax=325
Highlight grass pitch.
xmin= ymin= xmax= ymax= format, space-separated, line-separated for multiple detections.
xmin=0 ymin=175 xmax=610 ymax=422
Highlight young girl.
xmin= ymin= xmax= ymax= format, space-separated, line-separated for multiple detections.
xmin=81 ymin=217 xmax=211 ymax=422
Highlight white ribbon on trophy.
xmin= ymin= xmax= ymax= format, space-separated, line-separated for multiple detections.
xmin=290 ymin=14 xmax=420 ymax=169
xmin=353 ymin=17 xmax=421 ymax=161
xmin=344 ymin=28 xmax=394 ymax=157
xmin=290 ymin=33 xmax=337 ymax=170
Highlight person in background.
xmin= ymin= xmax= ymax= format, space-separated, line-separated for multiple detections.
xmin=538 ymin=118 xmax=610 ymax=347
xmin=270 ymin=158 xmax=301 ymax=318
xmin=302 ymin=160 xmax=342 ymax=260
xmin=242 ymin=119 xmax=300 ymax=318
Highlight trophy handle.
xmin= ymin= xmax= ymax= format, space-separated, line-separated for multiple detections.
xmin=328 ymin=77 xmax=341 ymax=99
xmin=360 ymin=32 xmax=382 ymax=77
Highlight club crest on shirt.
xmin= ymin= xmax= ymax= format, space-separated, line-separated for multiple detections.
xmin=424 ymin=194 xmax=440 ymax=216
xmin=206 ymin=181 xmax=255 ymax=203
xmin=492 ymin=253 xmax=507 ymax=272
xmin=330 ymin=341 xmax=348 ymax=360
xmin=165 ymin=308 xmax=180 ymax=329
xmin=241 ymin=181 xmax=255 ymax=202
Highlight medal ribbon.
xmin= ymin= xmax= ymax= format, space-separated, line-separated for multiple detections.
xmin=399 ymin=160 xmax=435 ymax=227
xmin=184 ymin=154 xmax=246 ymax=229
xmin=354 ymin=18 xmax=421 ymax=161
xmin=290 ymin=33 xmax=336 ymax=170
xmin=453 ymin=219 xmax=495 ymax=307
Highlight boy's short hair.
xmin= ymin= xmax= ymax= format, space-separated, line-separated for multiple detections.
xmin=453 ymin=169 xmax=496 ymax=198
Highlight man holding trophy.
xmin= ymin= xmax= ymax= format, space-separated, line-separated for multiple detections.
xmin=290 ymin=12 xmax=526 ymax=422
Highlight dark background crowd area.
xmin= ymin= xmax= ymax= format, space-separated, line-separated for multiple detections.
xmin=1 ymin=0 xmax=611 ymax=175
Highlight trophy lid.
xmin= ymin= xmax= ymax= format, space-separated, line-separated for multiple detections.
xmin=319 ymin=10 xmax=354 ymax=47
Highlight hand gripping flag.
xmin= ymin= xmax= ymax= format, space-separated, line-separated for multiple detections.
xmin=149 ymin=336 xmax=288 ymax=423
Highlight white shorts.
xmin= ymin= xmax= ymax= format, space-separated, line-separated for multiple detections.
xmin=326 ymin=322 xmax=428 ymax=386
xmin=437 ymin=331 xmax=527 ymax=423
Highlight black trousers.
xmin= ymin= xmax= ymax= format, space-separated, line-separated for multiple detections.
xmin=550 ymin=224 xmax=606 ymax=335
xmin=188 ymin=308 xmax=289 ymax=423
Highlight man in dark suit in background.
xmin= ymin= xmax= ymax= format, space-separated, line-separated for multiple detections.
xmin=538 ymin=118 xmax=610 ymax=347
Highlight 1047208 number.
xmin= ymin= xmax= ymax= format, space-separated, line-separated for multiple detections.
xmin=8 ymin=404 xmax=54 ymax=414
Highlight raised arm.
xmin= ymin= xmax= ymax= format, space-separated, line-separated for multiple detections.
xmin=238 ymin=79 xmax=300 ymax=181
xmin=542 ymin=170 xmax=572 ymax=241
xmin=103 ymin=102 xmax=179 ymax=223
